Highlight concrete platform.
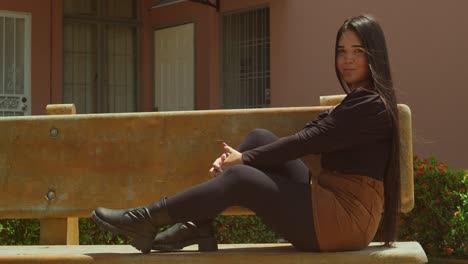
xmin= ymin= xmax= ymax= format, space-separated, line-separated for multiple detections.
xmin=0 ymin=242 xmax=428 ymax=264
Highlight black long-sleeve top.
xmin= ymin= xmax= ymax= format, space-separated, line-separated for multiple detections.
xmin=242 ymin=88 xmax=393 ymax=181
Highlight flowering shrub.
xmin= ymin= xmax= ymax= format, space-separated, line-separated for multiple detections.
xmin=399 ymin=156 xmax=467 ymax=259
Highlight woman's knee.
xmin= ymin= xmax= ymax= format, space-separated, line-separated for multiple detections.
xmin=239 ymin=129 xmax=278 ymax=151
xmin=247 ymin=128 xmax=276 ymax=140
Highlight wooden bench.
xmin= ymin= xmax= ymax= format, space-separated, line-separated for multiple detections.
xmin=0 ymin=97 xmax=427 ymax=263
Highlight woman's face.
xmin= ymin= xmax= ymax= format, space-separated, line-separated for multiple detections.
xmin=336 ymin=30 xmax=370 ymax=90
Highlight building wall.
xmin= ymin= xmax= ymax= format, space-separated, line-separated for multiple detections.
xmin=141 ymin=0 xmax=216 ymax=111
xmin=140 ymin=0 xmax=268 ymax=111
xmin=0 ymin=0 xmax=58 ymax=115
xmin=270 ymin=0 xmax=468 ymax=169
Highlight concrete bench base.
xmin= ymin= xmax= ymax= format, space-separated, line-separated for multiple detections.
xmin=0 ymin=242 xmax=427 ymax=263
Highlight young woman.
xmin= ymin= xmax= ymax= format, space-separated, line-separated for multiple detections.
xmin=92 ymin=14 xmax=400 ymax=253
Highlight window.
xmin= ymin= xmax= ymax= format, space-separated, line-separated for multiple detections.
xmin=0 ymin=11 xmax=31 ymax=116
xmin=221 ymin=6 xmax=270 ymax=109
xmin=63 ymin=0 xmax=139 ymax=113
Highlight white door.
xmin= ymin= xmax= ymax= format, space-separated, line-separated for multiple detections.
xmin=154 ymin=23 xmax=194 ymax=111
xmin=0 ymin=11 xmax=31 ymax=116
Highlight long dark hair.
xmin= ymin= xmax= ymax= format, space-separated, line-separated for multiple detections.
xmin=335 ymin=15 xmax=401 ymax=246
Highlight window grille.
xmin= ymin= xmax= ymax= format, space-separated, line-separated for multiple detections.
xmin=63 ymin=0 xmax=139 ymax=114
xmin=0 ymin=12 xmax=30 ymax=116
xmin=221 ymin=6 xmax=270 ymax=109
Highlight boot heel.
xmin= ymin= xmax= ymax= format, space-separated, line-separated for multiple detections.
xmin=198 ymin=237 xmax=218 ymax=252
xmin=131 ymin=236 xmax=154 ymax=254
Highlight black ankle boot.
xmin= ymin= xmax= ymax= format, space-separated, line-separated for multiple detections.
xmin=153 ymin=220 xmax=218 ymax=252
xmin=91 ymin=198 xmax=171 ymax=254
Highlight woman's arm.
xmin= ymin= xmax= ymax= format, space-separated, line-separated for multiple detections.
xmin=241 ymin=89 xmax=390 ymax=169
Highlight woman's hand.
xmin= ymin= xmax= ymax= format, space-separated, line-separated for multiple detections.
xmin=221 ymin=143 xmax=243 ymax=170
xmin=208 ymin=143 xmax=243 ymax=177
xmin=209 ymin=154 xmax=227 ymax=177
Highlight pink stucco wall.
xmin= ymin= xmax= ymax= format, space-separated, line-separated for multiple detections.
xmin=140 ymin=0 xmax=269 ymax=111
xmin=270 ymin=0 xmax=468 ymax=169
xmin=0 ymin=0 xmax=56 ymax=115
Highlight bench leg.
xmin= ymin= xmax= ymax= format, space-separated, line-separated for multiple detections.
xmin=40 ymin=218 xmax=79 ymax=245
xmin=40 ymin=105 xmax=79 ymax=245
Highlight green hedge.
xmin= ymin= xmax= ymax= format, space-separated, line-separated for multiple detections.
xmin=0 ymin=216 xmax=277 ymax=246
xmin=398 ymin=156 xmax=467 ymax=259
xmin=1 ymin=156 xmax=466 ymax=259
xmin=0 ymin=219 xmax=39 ymax=245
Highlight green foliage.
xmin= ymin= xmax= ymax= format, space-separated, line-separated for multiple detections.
xmin=213 ymin=215 xmax=278 ymax=243
xmin=0 ymin=219 xmax=39 ymax=245
xmin=399 ymin=156 xmax=467 ymax=259
xmin=78 ymin=218 xmax=128 ymax=245
xmin=0 ymin=216 xmax=278 ymax=245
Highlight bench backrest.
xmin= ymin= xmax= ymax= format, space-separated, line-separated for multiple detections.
xmin=0 ymin=102 xmax=413 ymax=219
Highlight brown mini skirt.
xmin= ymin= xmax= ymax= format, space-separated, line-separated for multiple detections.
xmin=310 ymin=169 xmax=384 ymax=252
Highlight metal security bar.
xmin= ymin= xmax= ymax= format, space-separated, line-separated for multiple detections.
xmin=221 ymin=6 xmax=270 ymax=109
xmin=0 ymin=13 xmax=30 ymax=117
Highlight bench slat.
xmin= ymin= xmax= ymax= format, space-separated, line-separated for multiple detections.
xmin=0 ymin=242 xmax=428 ymax=263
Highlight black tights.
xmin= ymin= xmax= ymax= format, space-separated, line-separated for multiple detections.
xmin=165 ymin=129 xmax=318 ymax=251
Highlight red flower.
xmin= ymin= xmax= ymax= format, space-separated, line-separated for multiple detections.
xmin=420 ymin=182 xmax=429 ymax=188
xmin=428 ymin=165 xmax=434 ymax=171
xmin=438 ymin=168 xmax=446 ymax=174
xmin=444 ymin=247 xmax=454 ymax=255
xmin=416 ymin=170 xmax=424 ymax=176
xmin=220 ymin=225 xmax=227 ymax=231
xmin=437 ymin=162 xmax=448 ymax=168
